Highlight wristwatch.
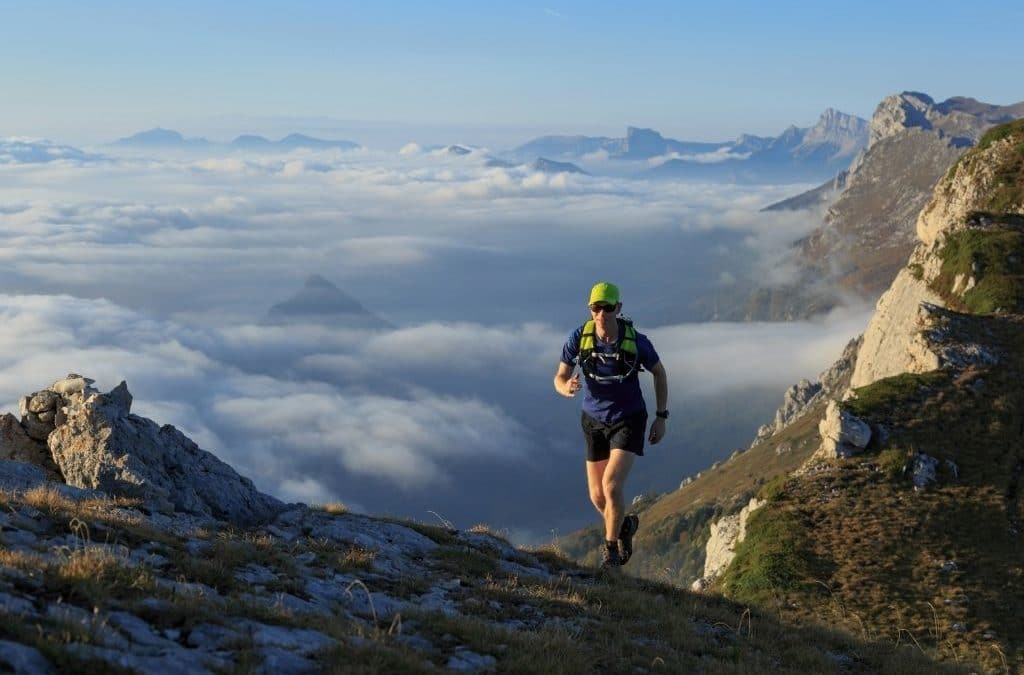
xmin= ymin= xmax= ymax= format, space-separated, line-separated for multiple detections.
xmin=655 ymin=410 xmax=669 ymax=420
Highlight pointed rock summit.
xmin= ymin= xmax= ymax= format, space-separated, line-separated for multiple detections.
xmin=1 ymin=375 xmax=284 ymax=525
xmin=530 ymin=157 xmax=588 ymax=175
xmin=266 ymin=274 xmax=390 ymax=328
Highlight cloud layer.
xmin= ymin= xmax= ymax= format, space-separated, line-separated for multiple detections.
xmin=0 ymin=144 xmax=859 ymax=540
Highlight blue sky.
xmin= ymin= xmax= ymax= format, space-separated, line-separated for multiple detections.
xmin=2 ymin=0 xmax=1023 ymax=144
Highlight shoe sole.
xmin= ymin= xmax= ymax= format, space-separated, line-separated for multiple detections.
xmin=618 ymin=514 xmax=639 ymax=564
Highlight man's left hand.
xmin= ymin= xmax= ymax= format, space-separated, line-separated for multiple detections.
xmin=648 ymin=417 xmax=666 ymax=445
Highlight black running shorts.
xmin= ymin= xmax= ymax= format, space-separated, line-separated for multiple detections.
xmin=581 ymin=411 xmax=647 ymax=461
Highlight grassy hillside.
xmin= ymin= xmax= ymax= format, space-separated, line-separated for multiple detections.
xmin=559 ymin=402 xmax=825 ymax=585
xmin=0 ymin=485 xmax=961 ymax=674
xmin=715 ymin=122 xmax=1024 ymax=672
xmin=716 ymin=296 xmax=1024 ymax=674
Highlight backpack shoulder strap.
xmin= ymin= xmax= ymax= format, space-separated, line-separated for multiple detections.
xmin=579 ymin=320 xmax=597 ymax=353
xmin=618 ymin=318 xmax=637 ymax=354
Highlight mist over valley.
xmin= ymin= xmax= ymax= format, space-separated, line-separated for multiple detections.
xmin=0 ymin=137 xmax=867 ymax=541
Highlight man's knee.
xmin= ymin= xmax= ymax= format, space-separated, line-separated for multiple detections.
xmin=589 ymin=488 xmax=606 ymax=511
xmin=602 ymin=477 xmax=623 ymax=502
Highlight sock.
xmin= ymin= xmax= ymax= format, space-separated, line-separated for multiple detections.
xmin=606 ymin=540 xmax=618 ymax=550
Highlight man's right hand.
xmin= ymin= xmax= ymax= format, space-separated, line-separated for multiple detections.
xmin=564 ymin=373 xmax=582 ymax=397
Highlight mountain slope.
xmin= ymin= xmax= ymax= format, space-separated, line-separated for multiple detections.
xmin=0 ymin=378 xmax=959 ymax=674
xmin=738 ymin=92 xmax=1024 ymax=321
xmin=715 ymin=119 xmax=1024 ymax=674
xmin=564 ymin=117 xmax=1024 ymax=674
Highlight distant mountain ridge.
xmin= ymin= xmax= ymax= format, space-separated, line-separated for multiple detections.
xmin=0 ymin=138 xmax=97 ymax=164
xmin=645 ymin=109 xmax=868 ymax=183
xmin=114 ymin=128 xmax=360 ymax=151
xmin=506 ymin=109 xmax=868 ymax=183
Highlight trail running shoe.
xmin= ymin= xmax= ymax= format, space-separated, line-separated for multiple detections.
xmin=600 ymin=543 xmax=622 ymax=569
xmin=618 ymin=514 xmax=640 ymax=565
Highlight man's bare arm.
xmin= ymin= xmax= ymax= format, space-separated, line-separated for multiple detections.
xmin=650 ymin=361 xmax=668 ymax=411
xmin=648 ymin=361 xmax=668 ymax=444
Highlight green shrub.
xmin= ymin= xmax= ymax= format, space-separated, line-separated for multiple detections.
xmin=931 ymin=228 xmax=1024 ymax=313
xmin=975 ymin=118 xmax=1024 ymax=153
xmin=876 ymin=448 xmax=909 ymax=481
xmin=842 ymin=371 xmax=949 ymax=419
xmin=720 ymin=508 xmax=821 ymax=604
xmin=757 ymin=475 xmax=789 ymax=503
xmin=907 ymin=263 xmax=924 ymax=280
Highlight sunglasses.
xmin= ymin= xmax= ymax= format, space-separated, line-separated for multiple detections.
xmin=589 ymin=303 xmax=617 ymax=314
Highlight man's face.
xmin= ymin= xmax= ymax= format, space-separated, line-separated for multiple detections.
xmin=589 ymin=302 xmax=620 ymax=331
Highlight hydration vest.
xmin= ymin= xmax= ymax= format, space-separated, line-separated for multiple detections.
xmin=577 ymin=317 xmax=641 ymax=383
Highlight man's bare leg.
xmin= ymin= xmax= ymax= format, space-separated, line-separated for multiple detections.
xmin=601 ymin=449 xmax=635 ymax=541
xmin=585 ymin=459 xmax=609 ymax=516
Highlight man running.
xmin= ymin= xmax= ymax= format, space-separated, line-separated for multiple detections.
xmin=553 ymin=281 xmax=668 ymax=568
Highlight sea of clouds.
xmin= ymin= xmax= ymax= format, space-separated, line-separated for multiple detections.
xmin=0 ymin=139 xmax=870 ymax=542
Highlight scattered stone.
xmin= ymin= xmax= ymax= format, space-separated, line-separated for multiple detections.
xmin=106 ymin=611 xmax=179 ymax=650
xmin=951 ymin=622 xmax=967 ymax=633
xmin=447 ymin=647 xmax=497 ymax=672
xmin=186 ymin=623 xmax=239 ymax=650
xmin=940 ymin=561 xmax=959 ymax=573
xmin=0 ymin=640 xmax=56 ymax=675
xmin=0 ymin=591 xmax=38 ymax=618
xmin=236 ymin=564 xmax=278 ymax=585
xmin=910 ymin=454 xmax=940 ymax=490
xmin=255 ymin=647 xmax=319 ymax=675
xmin=243 ymin=621 xmax=335 ymax=656
xmin=0 ymin=460 xmax=101 ymax=501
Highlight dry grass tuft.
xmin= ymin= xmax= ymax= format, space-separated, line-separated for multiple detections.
xmin=49 ymin=546 xmax=155 ymax=604
xmin=315 ymin=502 xmax=348 ymax=515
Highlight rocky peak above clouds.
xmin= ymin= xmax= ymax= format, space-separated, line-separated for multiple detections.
xmin=799 ymin=108 xmax=869 ymax=159
xmin=265 ymin=274 xmax=391 ymax=329
xmin=866 ymin=91 xmax=1024 ymax=152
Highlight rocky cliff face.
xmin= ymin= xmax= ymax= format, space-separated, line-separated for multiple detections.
xmin=851 ymin=120 xmax=1024 ymax=387
xmin=703 ymin=119 xmax=1024 ymax=673
xmin=741 ymin=92 xmax=1024 ymax=321
xmin=3 ymin=375 xmax=284 ymax=526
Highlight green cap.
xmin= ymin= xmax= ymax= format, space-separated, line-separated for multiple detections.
xmin=588 ymin=281 xmax=620 ymax=306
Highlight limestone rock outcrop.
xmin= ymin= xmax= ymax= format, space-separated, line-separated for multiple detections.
xmin=692 ymin=497 xmax=763 ymax=591
xmin=0 ymin=414 xmax=57 ymax=475
xmin=816 ymin=401 xmax=871 ymax=459
xmin=851 ymin=125 xmax=1022 ymax=389
xmin=47 ymin=379 xmax=283 ymax=525
xmin=2 ymin=374 xmax=283 ymax=526
xmin=750 ymin=336 xmax=860 ymax=447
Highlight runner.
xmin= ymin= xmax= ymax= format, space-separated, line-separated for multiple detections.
xmin=553 ymin=281 xmax=669 ymax=568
